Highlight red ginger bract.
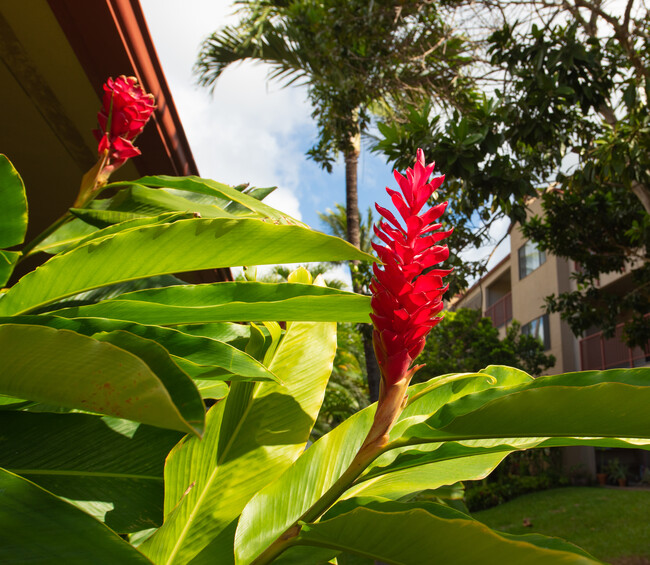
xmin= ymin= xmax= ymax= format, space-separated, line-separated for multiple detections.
xmin=370 ymin=149 xmax=452 ymax=387
xmin=93 ymin=76 xmax=155 ymax=167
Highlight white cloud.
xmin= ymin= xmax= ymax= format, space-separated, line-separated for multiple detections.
xmin=141 ymin=0 xmax=313 ymax=223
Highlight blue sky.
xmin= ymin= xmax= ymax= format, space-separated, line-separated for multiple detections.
xmin=140 ymin=0 xmax=510 ymax=282
xmin=140 ymin=0 xmax=397 ymax=234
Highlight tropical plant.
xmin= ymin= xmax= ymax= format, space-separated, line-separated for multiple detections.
xmin=2 ymin=78 xmax=650 ymax=565
xmin=196 ymin=0 xmax=471 ymax=399
xmin=235 ymin=263 xmax=369 ymax=437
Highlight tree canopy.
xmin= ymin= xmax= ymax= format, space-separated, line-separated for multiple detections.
xmin=375 ymin=0 xmax=650 ymax=345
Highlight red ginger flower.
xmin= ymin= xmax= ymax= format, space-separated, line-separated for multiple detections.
xmin=93 ymin=76 xmax=155 ymax=167
xmin=370 ymin=149 xmax=452 ymax=387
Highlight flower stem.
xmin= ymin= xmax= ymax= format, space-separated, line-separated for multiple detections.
xmin=250 ymin=441 xmax=384 ymax=565
xmin=250 ymin=382 xmax=410 ymax=565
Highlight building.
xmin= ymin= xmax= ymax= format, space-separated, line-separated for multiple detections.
xmin=0 ymin=0 xmax=230 ymax=282
xmin=451 ymin=197 xmax=650 ymax=477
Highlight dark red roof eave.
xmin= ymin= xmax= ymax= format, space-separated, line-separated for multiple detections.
xmin=48 ymin=0 xmax=233 ymax=282
xmin=47 ymin=0 xmax=199 ymax=177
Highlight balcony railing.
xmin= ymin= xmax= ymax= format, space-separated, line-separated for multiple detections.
xmin=580 ymin=318 xmax=650 ymax=371
xmin=484 ymin=292 xmax=512 ymax=328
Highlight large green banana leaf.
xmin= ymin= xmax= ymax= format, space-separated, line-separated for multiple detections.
xmin=295 ymin=499 xmax=601 ymax=565
xmin=141 ymin=319 xmax=337 ymax=565
xmin=0 ymin=411 xmax=182 ymax=533
xmin=49 ymin=282 xmax=371 ymax=324
xmin=2 ymin=315 xmax=279 ymax=383
xmin=0 ymin=218 xmax=373 ymax=316
xmin=233 ymin=371 xmax=524 ymax=563
xmin=0 ymin=324 xmax=204 ymax=435
xmin=0 ymin=155 xmax=28 ymax=285
xmin=0 ymin=250 xmax=20 ymax=287
xmin=394 ymin=367 xmax=650 ymax=445
xmin=87 ymin=185 xmax=236 ymax=219
xmin=130 ymin=175 xmax=299 ymax=224
xmin=0 ymin=155 xmax=28 ymax=249
xmin=234 ymin=366 xmax=650 ymax=564
xmin=0 ymin=469 xmax=153 ymax=564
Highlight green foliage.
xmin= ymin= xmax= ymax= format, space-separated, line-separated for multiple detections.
xmin=0 ymin=155 xmax=28 ymax=286
xmin=374 ymin=4 xmax=650 ymax=342
xmin=2 ymin=153 xmax=649 ymax=564
xmin=313 ymin=322 xmax=369 ymax=439
xmin=417 ymin=308 xmax=555 ymax=381
xmin=197 ymin=0 xmax=472 ymax=168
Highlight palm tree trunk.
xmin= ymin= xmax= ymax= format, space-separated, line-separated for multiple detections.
xmin=344 ymin=129 xmax=381 ymax=402
xmin=344 ymin=144 xmax=361 ymax=251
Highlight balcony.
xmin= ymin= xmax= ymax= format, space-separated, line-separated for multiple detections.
xmin=580 ymin=319 xmax=650 ymax=370
xmin=484 ymin=292 xmax=512 ymax=328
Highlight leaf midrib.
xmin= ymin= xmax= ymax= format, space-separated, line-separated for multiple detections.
xmin=10 ymin=469 xmax=162 ymax=481
xmin=164 ymin=369 xmax=266 ymax=564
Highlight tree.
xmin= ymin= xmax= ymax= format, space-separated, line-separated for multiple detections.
xmin=416 ymin=308 xmax=556 ymax=382
xmin=196 ymin=0 xmax=471 ymax=399
xmin=374 ymin=0 xmax=650 ymax=346
xmin=196 ymin=0 xmax=470 ymax=260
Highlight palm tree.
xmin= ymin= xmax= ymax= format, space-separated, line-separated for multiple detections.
xmin=196 ymin=0 xmax=471 ymax=400
xmin=196 ymin=0 xmax=471 ymax=252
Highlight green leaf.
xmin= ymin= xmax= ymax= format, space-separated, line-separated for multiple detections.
xmin=360 ymin=437 xmax=650 ymax=487
xmin=0 ymin=218 xmax=374 ymax=316
xmin=234 ymin=371 xmax=525 ymax=565
xmin=397 ymin=368 xmax=650 ymax=444
xmin=30 ymin=217 xmax=97 ymax=255
xmin=194 ymin=379 xmax=229 ymax=400
xmin=3 ymin=315 xmax=279 ymax=384
xmin=50 ymin=282 xmax=371 ymax=324
xmin=91 ymin=185 xmax=236 ymax=219
xmin=294 ymin=499 xmax=601 ymax=565
xmin=141 ymin=319 xmax=337 ymax=565
xmin=0 ymin=324 xmax=203 ymax=435
xmin=132 ymin=175 xmax=300 ymax=224
xmin=225 ymin=186 xmax=276 ymax=215
xmin=0 ymin=250 xmax=20 ymax=287
xmin=38 ymin=274 xmax=185 ymax=312
xmin=344 ymin=452 xmax=508 ymax=501
xmin=70 ymin=207 xmax=198 ymax=229
xmin=31 ymin=212 xmax=194 ymax=257
xmin=0 ymin=154 xmax=28 ymax=248
xmin=0 ymin=411 xmax=182 ymax=533
xmin=0 ymin=469 xmax=153 ymax=564
xmin=92 ymin=330 xmax=205 ymax=435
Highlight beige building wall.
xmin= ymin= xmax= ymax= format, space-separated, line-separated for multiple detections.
xmin=451 ymin=198 xmax=598 ymax=375
xmin=509 ymin=199 xmax=579 ymax=374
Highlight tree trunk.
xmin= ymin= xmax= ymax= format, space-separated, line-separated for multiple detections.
xmin=362 ymin=327 xmax=381 ymax=402
xmin=343 ymin=127 xmax=381 ymax=402
xmin=631 ymin=180 xmax=650 ymax=215
xmin=344 ymin=143 xmax=361 ymax=251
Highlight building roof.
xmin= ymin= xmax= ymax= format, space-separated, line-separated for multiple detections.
xmin=0 ymin=0 xmax=231 ymax=281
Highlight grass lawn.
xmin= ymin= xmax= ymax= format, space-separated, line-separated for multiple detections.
xmin=473 ymin=487 xmax=650 ymax=564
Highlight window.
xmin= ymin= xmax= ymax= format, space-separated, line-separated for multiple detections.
xmin=522 ymin=314 xmax=551 ymax=350
xmin=518 ymin=240 xmax=546 ymax=279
